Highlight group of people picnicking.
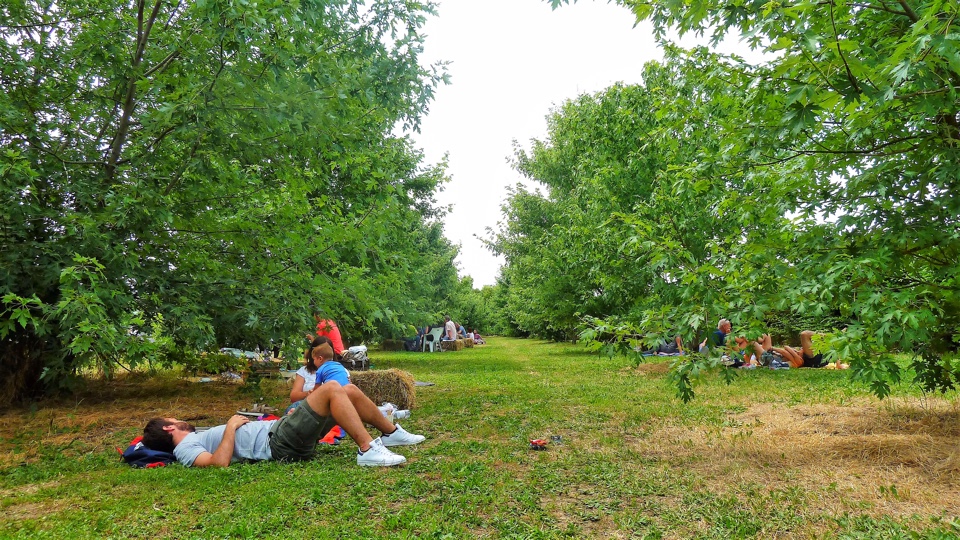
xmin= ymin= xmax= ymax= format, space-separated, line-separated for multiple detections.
xmin=141 ymin=314 xmax=427 ymax=468
xmin=414 ymin=314 xmax=485 ymax=350
xmin=651 ymin=318 xmax=848 ymax=370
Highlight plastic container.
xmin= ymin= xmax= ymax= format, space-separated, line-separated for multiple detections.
xmin=377 ymin=403 xmax=396 ymax=421
xmin=393 ymin=409 xmax=410 ymax=420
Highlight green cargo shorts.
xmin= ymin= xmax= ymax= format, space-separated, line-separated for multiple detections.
xmin=268 ymin=400 xmax=338 ymax=461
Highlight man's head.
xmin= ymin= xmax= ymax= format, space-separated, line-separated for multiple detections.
xmin=718 ymin=319 xmax=732 ymax=334
xmin=444 ymin=315 xmax=450 ymax=322
xmin=142 ymin=417 xmax=196 ymax=452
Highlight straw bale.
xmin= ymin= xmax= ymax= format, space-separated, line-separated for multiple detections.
xmin=350 ymin=368 xmax=416 ymax=410
xmin=463 ymin=338 xmax=474 ymax=348
xmin=441 ymin=339 xmax=464 ymax=352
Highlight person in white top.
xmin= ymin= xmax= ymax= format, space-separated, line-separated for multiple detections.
xmin=443 ymin=315 xmax=456 ymax=341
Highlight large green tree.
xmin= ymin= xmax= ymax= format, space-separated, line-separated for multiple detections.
xmin=493 ymin=53 xmax=787 ymax=344
xmin=0 ymin=0 xmax=453 ymax=404
xmin=545 ymin=0 xmax=960 ymax=398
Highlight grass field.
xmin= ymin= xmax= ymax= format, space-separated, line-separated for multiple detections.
xmin=2 ymin=337 xmax=959 ymax=539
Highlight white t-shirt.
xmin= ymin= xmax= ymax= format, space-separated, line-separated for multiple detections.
xmin=444 ymin=320 xmax=456 ymax=340
xmin=295 ymin=365 xmax=317 ymax=392
xmin=173 ymin=421 xmax=275 ymax=466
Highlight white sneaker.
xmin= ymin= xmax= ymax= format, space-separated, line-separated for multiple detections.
xmin=380 ymin=424 xmax=426 ymax=447
xmin=357 ymin=438 xmax=406 ymax=467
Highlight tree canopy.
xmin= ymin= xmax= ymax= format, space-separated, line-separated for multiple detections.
xmin=0 ymin=0 xmax=459 ymax=404
xmin=503 ymin=0 xmax=960 ymax=398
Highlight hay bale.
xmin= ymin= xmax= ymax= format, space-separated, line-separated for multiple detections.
xmin=350 ymin=368 xmax=416 ymax=410
xmin=463 ymin=338 xmax=474 ymax=348
xmin=441 ymin=339 xmax=464 ymax=352
xmin=380 ymin=339 xmax=405 ymax=352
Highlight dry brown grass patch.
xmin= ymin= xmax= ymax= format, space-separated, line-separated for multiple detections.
xmin=0 ymin=374 xmax=256 ymax=468
xmin=635 ymin=362 xmax=671 ymax=376
xmin=629 ymin=398 xmax=960 ymax=519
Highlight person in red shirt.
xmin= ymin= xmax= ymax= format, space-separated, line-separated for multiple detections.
xmin=306 ymin=315 xmax=345 ymax=355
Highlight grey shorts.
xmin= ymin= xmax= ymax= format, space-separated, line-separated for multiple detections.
xmin=268 ymin=399 xmax=337 ymax=461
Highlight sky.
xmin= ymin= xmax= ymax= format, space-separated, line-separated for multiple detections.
xmin=412 ymin=0 xmax=661 ymax=288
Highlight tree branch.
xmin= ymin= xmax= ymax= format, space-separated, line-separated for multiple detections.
xmin=104 ymin=0 xmax=163 ymax=181
xmin=896 ymin=0 xmax=920 ymax=23
xmin=829 ymin=1 xmax=863 ymax=95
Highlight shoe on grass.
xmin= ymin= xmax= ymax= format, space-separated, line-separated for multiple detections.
xmin=380 ymin=424 xmax=426 ymax=447
xmin=357 ymin=438 xmax=406 ymax=467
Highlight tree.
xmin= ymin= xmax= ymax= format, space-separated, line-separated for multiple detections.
xmin=493 ymin=53 xmax=785 ymax=346
xmin=548 ymin=0 xmax=960 ymax=398
xmin=0 ymin=0 xmax=452 ymax=404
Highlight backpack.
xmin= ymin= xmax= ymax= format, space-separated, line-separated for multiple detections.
xmin=338 ymin=345 xmax=370 ymax=371
xmin=119 ymin=436 xmax=177 ymax=468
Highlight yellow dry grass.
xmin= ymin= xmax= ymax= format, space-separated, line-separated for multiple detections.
xmin=349 ymin=368 xmax=416 ymax=410
xmin=441 ymin=339 xmax=464 ymax=351
xmin=0 ymin=374 xmax=251 ymax=469
xmin=627 ymin=397 xmax=960 ymax=519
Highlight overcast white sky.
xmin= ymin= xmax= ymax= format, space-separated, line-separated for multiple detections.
xmin=414 ymin=1 xmax=656 ymax=288
xmin=412 ymin=1 xmax=754 ymax=288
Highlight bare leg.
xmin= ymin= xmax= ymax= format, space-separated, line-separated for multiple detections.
xmin=305 ymin=381 xmax=374 ymax=451
xmin=751 ymin=334 xmax=773 ymax=358
xmin=344 ymin=384 xmax=396 ymax=435
xmin=800 ymin=330 xmax=816 ymax=357
xmin=778 ymin=346 xmax=804 ymax=368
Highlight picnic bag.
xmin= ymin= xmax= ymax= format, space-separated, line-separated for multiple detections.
xmin=338 ymin=345 xmax=370 ymax=371
xmin=119 ymin=436 xmax=176 ymax=468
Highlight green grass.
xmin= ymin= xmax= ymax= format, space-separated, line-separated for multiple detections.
xmin=2 ymin=338 xmax=958 ymax=539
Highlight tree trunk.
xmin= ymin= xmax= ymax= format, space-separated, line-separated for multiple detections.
xmin=0 ymin=329 xmax=49 ymax=407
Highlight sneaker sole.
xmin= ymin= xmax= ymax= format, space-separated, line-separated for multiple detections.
xmin=382 ymin=438 xmax=425 ymax=447
xmin=357 ymin=459 xmax=406 ymax=467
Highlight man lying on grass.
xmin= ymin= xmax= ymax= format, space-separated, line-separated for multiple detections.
xmin=751 ymin=331 xmax=849 ymax=369
xmin=141 ymin=378 xmax=425 ymax=467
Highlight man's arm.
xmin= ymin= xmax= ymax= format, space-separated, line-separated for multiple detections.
xmin=191 ymin=415 xmax=250 ymax=468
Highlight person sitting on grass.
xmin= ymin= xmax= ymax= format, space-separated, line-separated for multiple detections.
xmin=643 ymin=335 xmax=685 ymax=355
xmin=699 ymin=319 xmax=752 ymax=366
xmin=470 ymin=328 xmax=486 ymax=345
xmin=751 ymin=331 xmax=849 ymax=369
xmin=289 ymin=337 xmax=349 ymax=404
xmin=287 ymin=336 xmax=351 ymax=441
xmin=698 ymin=318 xmax=732 ymax=352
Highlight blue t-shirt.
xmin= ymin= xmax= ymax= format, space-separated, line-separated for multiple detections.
xmin=173 ymin=420 xmax=275 ymax=467
xmin=315 ymin=360 xmax=350 ymax=386
xmin=709 ymin=329 xmax=727 ymax=347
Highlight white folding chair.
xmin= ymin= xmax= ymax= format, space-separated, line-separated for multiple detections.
xmin=422 ymin=327 xmax=444 ymax=352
